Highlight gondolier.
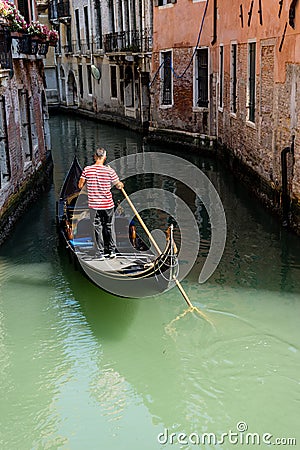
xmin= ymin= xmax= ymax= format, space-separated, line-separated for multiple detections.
xmin=78 ymin=148 xmax=124 ymax=260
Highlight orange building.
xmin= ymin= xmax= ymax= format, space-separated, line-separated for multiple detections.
xmin=150 ymin=0 xmax=300 ymax=232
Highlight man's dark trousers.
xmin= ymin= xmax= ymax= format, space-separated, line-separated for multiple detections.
xmin=90 ymin=208 xmax=116 ymax=254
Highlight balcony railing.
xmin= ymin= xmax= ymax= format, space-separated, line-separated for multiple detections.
xmin=62 ymin=40 xmax=91 ymax=56
xmin=0 ymin=26 xmax=49 ymax=67
xmin=104 ymin=29 xmax=152 ymax=53
xmin=10 ymin=34 xmax=49 ymax=57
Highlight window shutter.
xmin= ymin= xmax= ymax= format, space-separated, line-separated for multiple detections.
xmin=154 ymin=0 xmax=159 ymax=5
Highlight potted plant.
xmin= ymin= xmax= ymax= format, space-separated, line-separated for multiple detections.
xmin=0 ymin=1 xmax=28 ymax=35
xmin=0 ymin=0 xmax=59 ymax=55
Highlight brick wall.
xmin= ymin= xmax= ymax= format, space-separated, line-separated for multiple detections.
xmin=0 ymin=57 xmax=50 ymax=242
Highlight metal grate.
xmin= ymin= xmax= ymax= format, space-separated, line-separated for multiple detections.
xmin=104 ymin=29 xmax=152 ymax=53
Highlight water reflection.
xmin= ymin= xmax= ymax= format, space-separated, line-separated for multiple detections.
xmin=0 ymin=113 xmax=299 ymax=449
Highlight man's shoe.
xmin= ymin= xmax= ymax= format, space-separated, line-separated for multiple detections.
xmin=109 ymin=252 xmax=116 ymax=259
xmin=95 ymin=252 xmax=105 ymax=261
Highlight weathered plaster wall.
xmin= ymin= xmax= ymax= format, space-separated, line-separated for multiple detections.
xmin=150 ymin=0 xmax=300 ymax=231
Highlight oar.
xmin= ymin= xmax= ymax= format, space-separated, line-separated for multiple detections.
xmin=121 ymin=187 xmax=194 ymax=308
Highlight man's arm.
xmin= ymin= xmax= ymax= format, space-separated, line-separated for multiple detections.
xmin=78 ymin=177 xmax=86 ymax=189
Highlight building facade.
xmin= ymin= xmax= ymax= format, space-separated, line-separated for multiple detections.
xmin=150 ymin=0 xmax=300 ymax=231
xmin=0 ymin=0 xmax=52 ymax=244
xmin=49 ymin=0 xmax=153 ymax=130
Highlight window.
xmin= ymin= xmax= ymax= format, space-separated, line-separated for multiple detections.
xmin=124 ymin=66 xmax=134 ymax=107
xmin=66 ymin=24 xmax=72 ymax=52
xmin=17 ymin=0 xmax=30 ymax=23
xmin=195 ymin=48 xmax=208 ymax=107
xmin=110 ymin=65 xmax=118 ymax=98
xmin=109 ymin=0 xmax=115 ymax=33
xmin=84 ymin=6 xmax=90 ymax=49
xmin=60 ymin=66 xmax=66 ymax=102
xmin=78 ymin=65 xmax=83 ymax=97
xmin=219 ymin=45 xmax=224 ymax=109
xmin=75 ymin=9 xmax=81 ymax=50
xmin=230 ymin=43 xmax=237 ymax=114
xmin=248 ymin=42 xmax=256 ymax=122
xmin=94 ymin=0 xmax=103 ymax=49
xmin=87 ymin=65 xmax=92 ymax=95
xmin=119 ymin=65 xmax=124 ymax=104
xmin=18 ymin=90 xmax=33 ymax=162
xmin=154 ymin=0 xmax=176 ymax=5
xmin=0 ymin=96 xmax=10 ymax=188
xmin=160 ymin=51 xmax=172 ymax=106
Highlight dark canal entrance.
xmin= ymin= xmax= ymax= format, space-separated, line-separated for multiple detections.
xmin=0 ymin=113 xmax=299 ymax=449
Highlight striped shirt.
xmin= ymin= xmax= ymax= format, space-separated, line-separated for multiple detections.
xmin=80 ymin=164 xmax=120 ymax=210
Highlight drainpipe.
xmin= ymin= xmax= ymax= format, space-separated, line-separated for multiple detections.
xmin=211 ymin=0 xmax=217 ymax=45
xmin=281 ymin=136 xmax=295 ymax=227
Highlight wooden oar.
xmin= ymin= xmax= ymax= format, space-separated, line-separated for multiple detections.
xmin=121 ymin=187 xmax=194 ymax=308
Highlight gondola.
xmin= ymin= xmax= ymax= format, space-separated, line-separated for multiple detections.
xmin=56 ymin=156 xmax=178 ymax=298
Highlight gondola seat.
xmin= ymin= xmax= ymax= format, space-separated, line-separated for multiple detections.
xmin=69 ymin=237 xmax=94 ymax=248
xmin=71 ymin=218 xmax=94 ymax=250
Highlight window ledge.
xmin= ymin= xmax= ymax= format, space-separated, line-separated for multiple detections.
xmin=246 ymin=120 xmax=256 ymax=129
xmin=24 ymin=161 xmax=32 ymax=172
xmin=192 ymin=106 xmax=209 ymax=112
xmin=159 ymin=104 xmax=173 ymax=109
xmin=158 ymin=3 xmax=174 ymax=9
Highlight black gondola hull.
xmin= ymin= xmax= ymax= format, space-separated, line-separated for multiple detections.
xmin=57 ymin=157 xmax=178 ymax=298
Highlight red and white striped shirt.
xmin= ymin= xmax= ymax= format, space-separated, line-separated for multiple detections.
xmin=80 ymin=164 xmax=120 ymax=210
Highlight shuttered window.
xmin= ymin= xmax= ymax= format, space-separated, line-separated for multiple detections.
xmin=161 ymin=51 xmax=172 ymax=106
xmin=196 ymin=48 xmax=208 ymax=107
xmin=0 ymin=96 xmax=10 ymax=189
xmin=110 ymin=65 xmax=118 ymax=98
xmin=231 ymin=43 xmax=237 ymax=114
xmin=248 ymin=42 xmax=256 ymax=123
xmin=219 ymin=45 xmax=224 ymax=109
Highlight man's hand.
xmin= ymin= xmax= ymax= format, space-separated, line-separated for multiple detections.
xmin=114 ymin=181 xmax=124 ymax=190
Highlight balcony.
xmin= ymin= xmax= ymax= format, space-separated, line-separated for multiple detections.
xmin=104 ymin=29 xmax=152 ymax=54
xmin=11 ymin=33 xmax=49 ymax=57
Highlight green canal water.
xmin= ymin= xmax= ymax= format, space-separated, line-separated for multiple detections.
xmin=0 ymin=114 xmax=300 ymax=449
